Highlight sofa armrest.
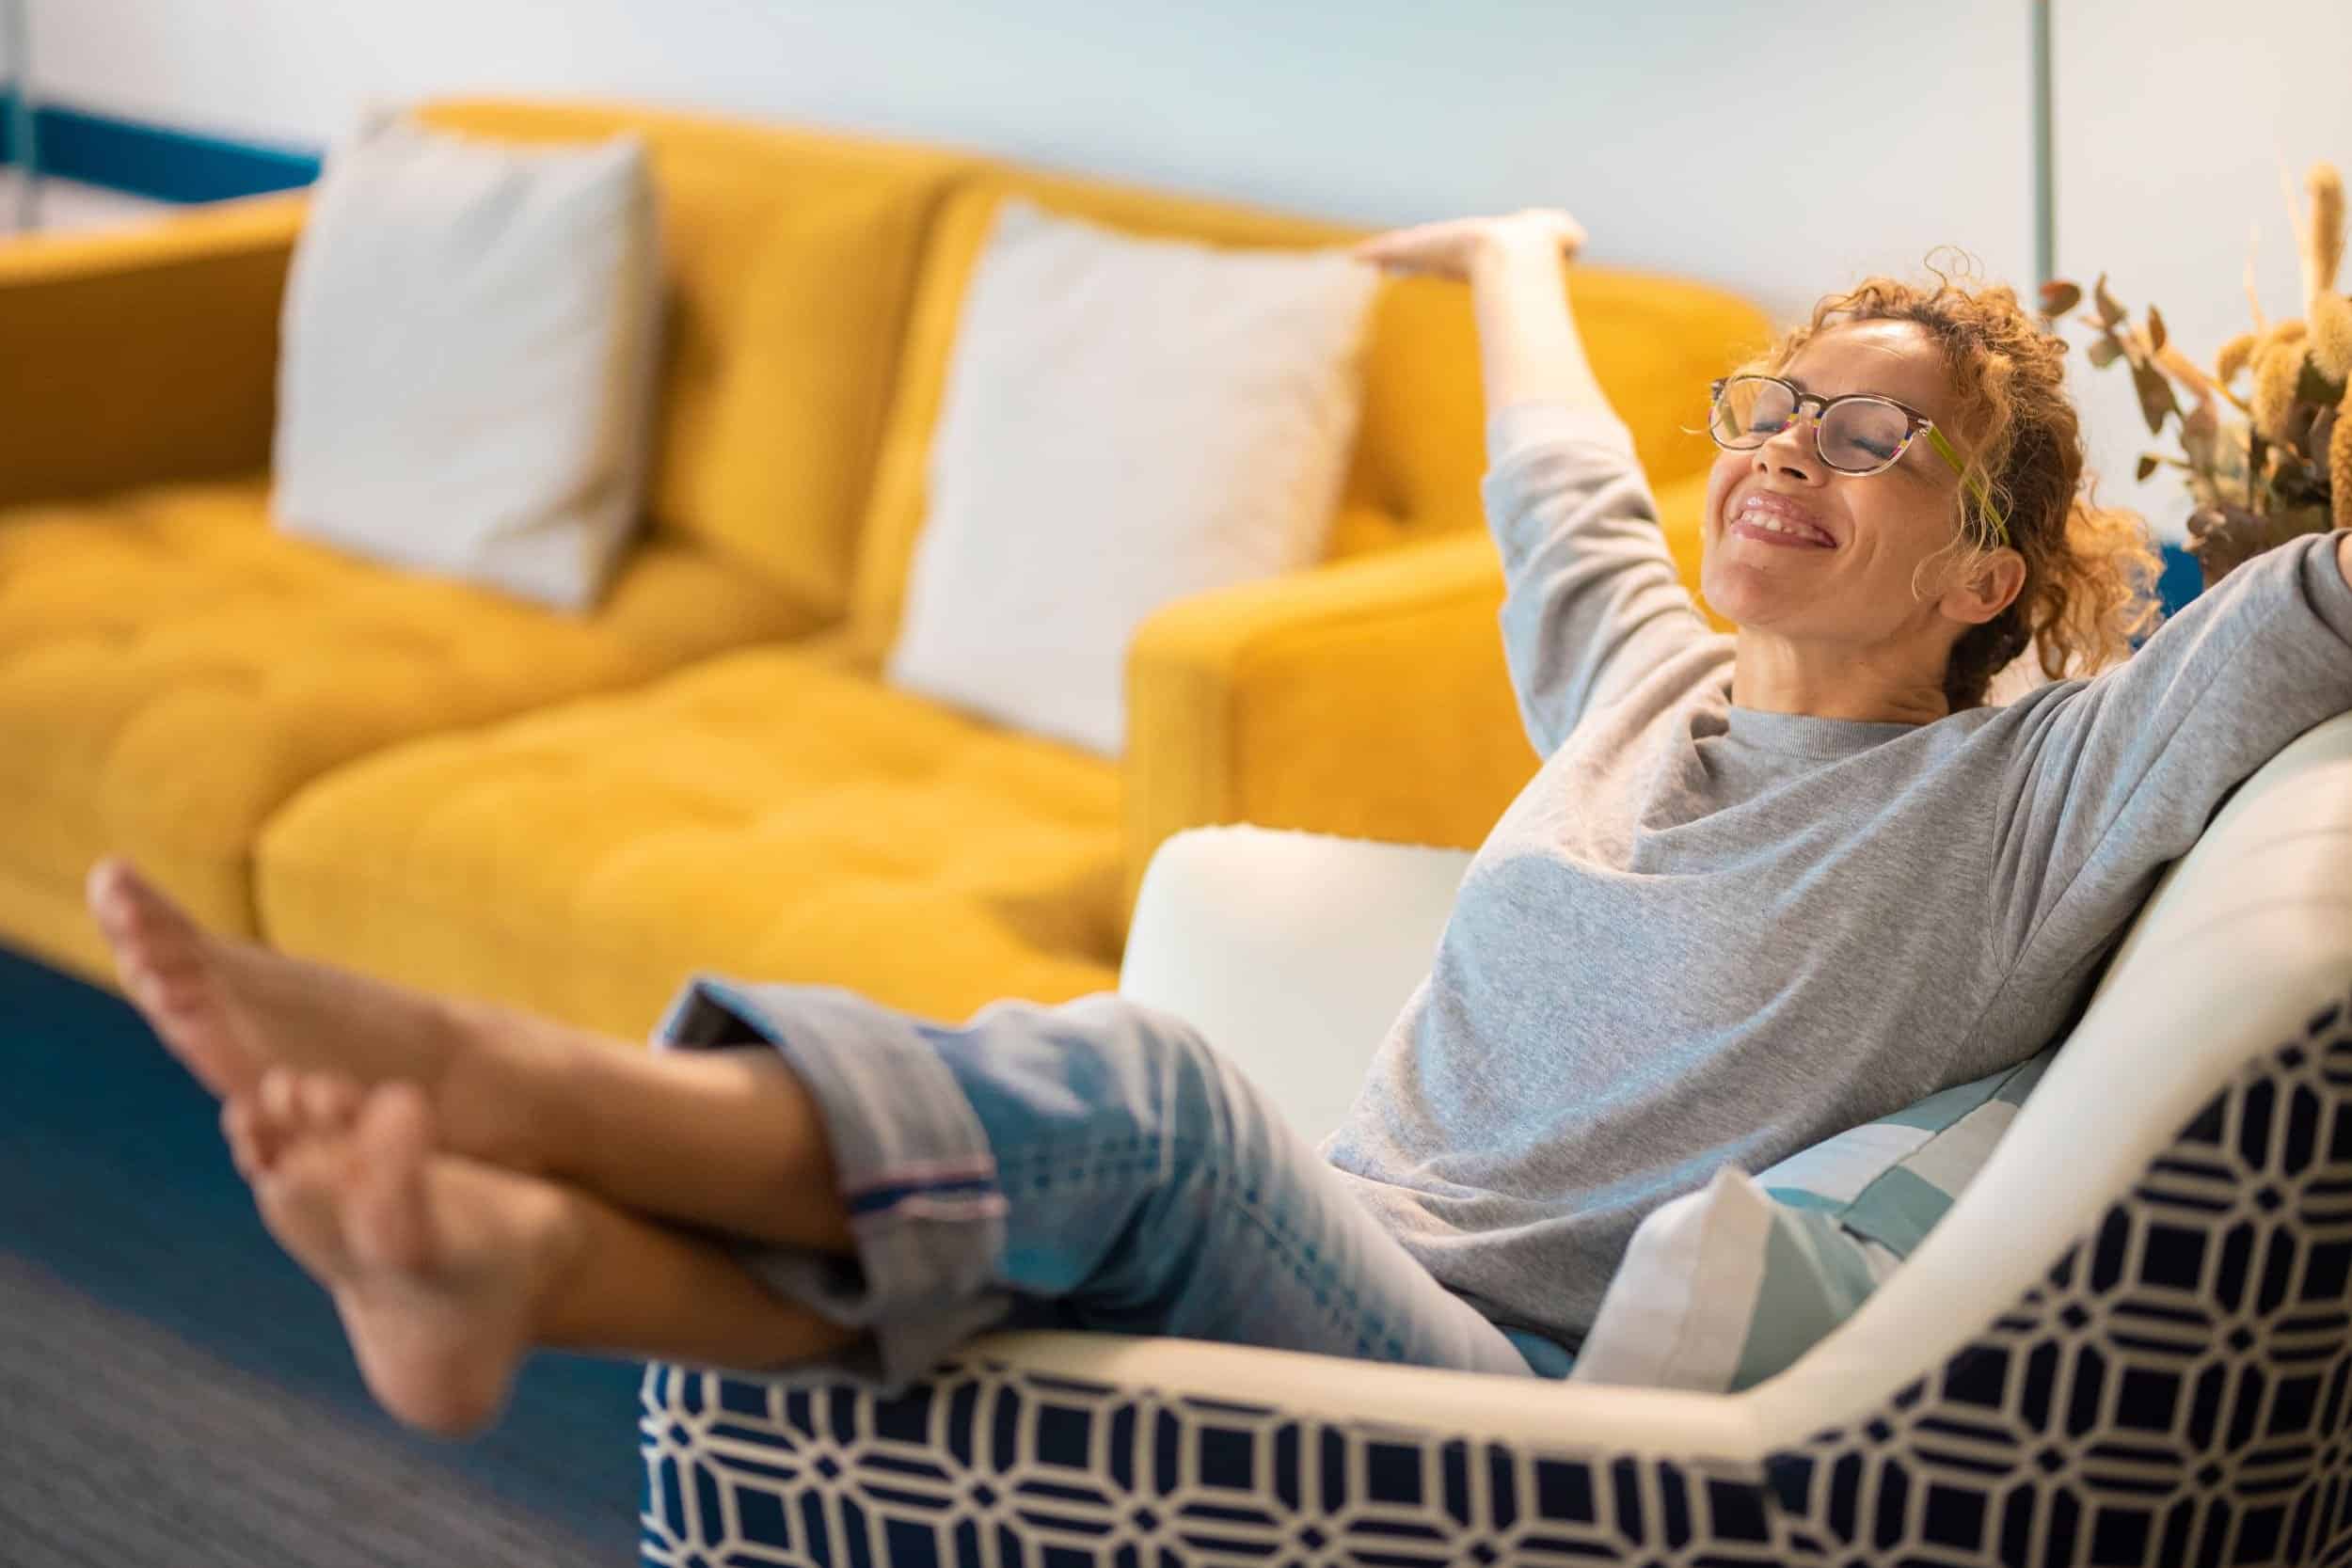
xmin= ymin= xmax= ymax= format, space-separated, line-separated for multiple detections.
xmin=0 ymin=195 xmax=305 ymax=508
xmin=1118 ymin=824 xmax=1475 ymax=1144
xmin=1120 ymin=528 xmax=1528 ymax=919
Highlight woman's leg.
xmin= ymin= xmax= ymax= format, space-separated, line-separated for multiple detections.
xmin=95 ymin=858 xmax=1538 ymax=1388
xmin=90 ymin=857 xmax=854 ymax=1250
xmin=224 ymin=1067 xmax=859 ymax=1439
xmin=652 ymin=978 xmax=1540 ymax=1390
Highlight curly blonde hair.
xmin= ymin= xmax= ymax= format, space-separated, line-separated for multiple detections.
xmin=1731 ymin=252 xmax=2166 ymax=712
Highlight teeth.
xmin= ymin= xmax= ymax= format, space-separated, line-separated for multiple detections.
xmin=1740 ymin=502 xmax=1830 ymax=546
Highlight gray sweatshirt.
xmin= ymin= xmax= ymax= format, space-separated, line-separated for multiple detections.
xmin=1318 ymin=401 xmax=2352 ymax=1351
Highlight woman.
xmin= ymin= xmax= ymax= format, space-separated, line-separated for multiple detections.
xmin=87 ymin=211 xmax=2352 ymax=1437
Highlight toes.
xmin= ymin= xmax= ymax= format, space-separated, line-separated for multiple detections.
xmin=89 ymin=860 xmax=267 ymax=1101
xmin=347 ymin=1084 xmax=435 ymax=1274
xmin=88 ymin=857 xmax=175 ymax=949
xmin=365 ymin=1081 xmax=436 ymax=1155
xmin=255 ymin=1137 xmax=345 ymax=1260
xmin=298 ymin=1071 xmax=363 ymax=1132
xmin=135 ymin=965 xmax=214 ymax=1027
xmin=224 ymin=1075 xmax=353 ymax=1179
xmin=255 ymin=1067 xmax=365 ymax=1142
xmin=258 ymin=1065 xmax=301 ymax=1130
xmin=222 ymin=1096 xmax=273 ymax=1179
xmin=239 ymin=1070 xmax=310 ymax=1176
xmin=85 ymin=857 xmax=137 ymax=937
xmin=90 ymin=861 xmax=212 ymax=1003
xmin=248 ymin=1156 xmax=312 ymax=1245
xmin=248 ymin=1164 xmax=290 ymax=1225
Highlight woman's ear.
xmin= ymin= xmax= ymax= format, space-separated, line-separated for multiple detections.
xmin=1944 ymin=547 xmax=2026 ymax=626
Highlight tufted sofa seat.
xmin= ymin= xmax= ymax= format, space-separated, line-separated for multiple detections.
xmin=0 ymin=478 xmax=813 ymax=979
xmin=255 ymin=634 xmax=1127 ymax=1033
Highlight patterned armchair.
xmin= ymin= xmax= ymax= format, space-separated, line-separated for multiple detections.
xmin=636 ymin=708 xmax=2352 ymax=1567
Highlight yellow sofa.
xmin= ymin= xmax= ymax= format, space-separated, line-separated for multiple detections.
xmin=0 ymin=97 xmax=1765 ymax=1037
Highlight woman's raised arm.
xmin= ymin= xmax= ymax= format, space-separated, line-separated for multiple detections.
xmin=1355 ymin=212 xmax=1717 ymax=755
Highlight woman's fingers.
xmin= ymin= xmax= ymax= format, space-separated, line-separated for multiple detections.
xmin=1353 ymin=218 xmax=1485 ymax=277
xmin=1350 ymin=224 xmax=1425 ymax=263
xmin=1494 ymin=207 xmax=1587 ymax=260
xmin=1353 ymin=211 xmax=1587 ymax=278
xmin=1528 ymin=208 xmax=1589 ymax=258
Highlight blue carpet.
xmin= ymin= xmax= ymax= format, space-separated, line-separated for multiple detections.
xmin=0 ymin=942 xmax=644 ymax=1559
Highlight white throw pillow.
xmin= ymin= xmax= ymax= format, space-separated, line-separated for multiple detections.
xmin=884 ymin=198 xmax=1382 ymax=756
xmin=1570 ymin=1047 xmax=2055 ymax=1392
xmin=271 ymin=117 xmax=661 ymax=611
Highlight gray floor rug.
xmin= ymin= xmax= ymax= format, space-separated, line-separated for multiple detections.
xmin=4 ymin=943 xmax=644 ymax=1561
xmin=0 ymin=1250 xmax=617 ymax=1565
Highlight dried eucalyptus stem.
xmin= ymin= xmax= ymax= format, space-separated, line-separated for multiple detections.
xmin=2046 ymin=158 xmax=2345 ymax=586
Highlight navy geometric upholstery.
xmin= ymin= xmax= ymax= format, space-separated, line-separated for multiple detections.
xmin=639 ymin=980 xmax=2352 ymax=1567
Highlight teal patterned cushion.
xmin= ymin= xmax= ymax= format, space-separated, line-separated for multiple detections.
xmin=1569 ymin=1045 xmax=2057 ymax=1392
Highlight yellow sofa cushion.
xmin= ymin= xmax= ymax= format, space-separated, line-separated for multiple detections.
xmin=254 ymin=642 xmax=1123 ymax=1039
xmin=412 ymin=98 xmax=974 ymax=620
xmin=846 ymin=168 xmax=1772 ymax=660
xmin=0 ymin=481 xmax=817 ymax=979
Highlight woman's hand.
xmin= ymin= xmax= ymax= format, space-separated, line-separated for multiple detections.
xmin=1359 ymin=209 xmax=1608 ymax=414
xmin=1352 ymin=209 xmax=1588 ymax=281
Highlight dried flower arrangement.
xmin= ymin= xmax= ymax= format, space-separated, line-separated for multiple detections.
xmin=2040 ymin=160 xmax=2350 ymax=588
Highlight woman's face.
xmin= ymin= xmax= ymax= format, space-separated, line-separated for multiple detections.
xmin=1698 ymin=319 xmax=1988 ymax=643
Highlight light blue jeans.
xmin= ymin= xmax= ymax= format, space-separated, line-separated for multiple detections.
xmin=655 ymin=979 xmax=1572 ymax=1391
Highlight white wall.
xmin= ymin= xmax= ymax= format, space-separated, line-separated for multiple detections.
xmin=34 ymin=0 xmax=2035 ymax=332
xmin=57 ymin=1 xmax=2337 ymax=546
xmin=2056 ymin=0 xmax=2352 ymax=544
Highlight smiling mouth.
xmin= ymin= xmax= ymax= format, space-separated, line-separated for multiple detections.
xmin=1726 ymin=497 xmax=1836 ymax=548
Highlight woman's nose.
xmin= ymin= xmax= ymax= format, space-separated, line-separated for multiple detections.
xmin=1753 ymin=415 xmax=1824 ymax=483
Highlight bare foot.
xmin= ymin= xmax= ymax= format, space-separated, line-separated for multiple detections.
xmin=231 ymin=1068 xmax=585 ymax=1439
xmin=87 ymin=857 xmax=602 ymax=1171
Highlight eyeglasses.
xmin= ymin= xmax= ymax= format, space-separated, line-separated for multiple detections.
xmin=1708 ymin=374 xmax=2008 ymax=546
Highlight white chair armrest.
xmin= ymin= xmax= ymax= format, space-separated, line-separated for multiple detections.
xmin=1118 ymin=824 xmax=1476 ymax=1146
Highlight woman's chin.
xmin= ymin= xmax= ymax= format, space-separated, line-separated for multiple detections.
xmin=1697 ymin=568 xmax=1758 ymax=621
xmin=1700 ymin=575 xmax=1800 ymax=634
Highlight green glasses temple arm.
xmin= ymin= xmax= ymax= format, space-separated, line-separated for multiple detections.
xmin=1922 ymin=424 xmax=2009 ymax=546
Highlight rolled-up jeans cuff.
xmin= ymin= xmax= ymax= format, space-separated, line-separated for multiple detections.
xmin=654 ymin=975 xmax=1013 ymax=1393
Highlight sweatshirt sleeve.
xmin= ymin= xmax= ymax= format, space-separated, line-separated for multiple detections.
xmin=1988 ymin=529 xmax=2352 ymax=974
xmin=1482 ymin=400 xmax=1715 ymax=758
